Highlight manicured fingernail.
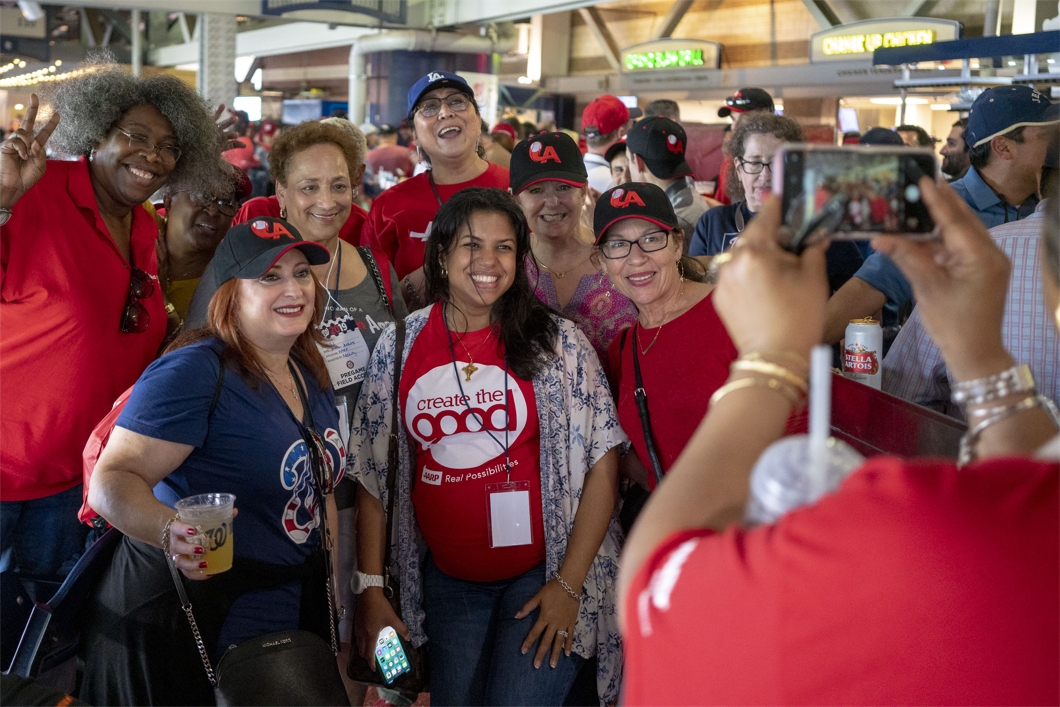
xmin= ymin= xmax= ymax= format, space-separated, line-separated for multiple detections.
xmin=199 ymin=561 xmax=208 ymax=568
xmin=187 ymin=528 xmax=196 ymax=535
xmin=194 ymin=547 xmax=204 ymax=555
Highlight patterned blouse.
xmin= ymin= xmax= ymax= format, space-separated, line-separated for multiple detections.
xmin=348 ymin=304 xmax=628 ymax=705
xmin=527 ymin=260 xmax=638 ymax=378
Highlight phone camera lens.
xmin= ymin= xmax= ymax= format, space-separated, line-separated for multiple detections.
xmin=905 ymin=184 xmax=921 ymax=203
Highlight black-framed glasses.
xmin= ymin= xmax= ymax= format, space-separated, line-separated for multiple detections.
xmin=304 ymin=426 xmax=336 ymax=496
xmin=599 ymin=230 xmax=670 ymax=259
xmin=115 ymin=127 xmax=181 ymax=166
xmin=737 ymin=158 xmax=773 ymax=175
xmin=120 ymin=267 xmax=156 ymax=333
xmin=189 ymin=192 xmax=237 ymax=217
xmin=416 ymin=94 xmax=471 ymax=119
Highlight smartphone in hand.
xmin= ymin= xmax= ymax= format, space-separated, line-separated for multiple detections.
xmin=774 ymin=143 xmax=938 ymax=252
xmin=374 ymin=626 xmax=411 ymax=685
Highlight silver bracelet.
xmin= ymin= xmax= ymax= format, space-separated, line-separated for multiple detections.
xmin=951 ymin=364 xmax=1035 ymax=406
xmin=957 ymin=394 xmax=1058 ymax=466
xmin=554 ymin=573 xmax=582 ymax=602
xmin=161 ymin=513 xmax=179 ymax=555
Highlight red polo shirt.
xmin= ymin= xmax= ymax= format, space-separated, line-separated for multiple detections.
xmin=1 ymin=157 xmax=166 ymax=501
xmin=232 ymin=196 xmax=369 ymax=246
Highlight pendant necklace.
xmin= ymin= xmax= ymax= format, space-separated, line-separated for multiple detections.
xmin=639 ymin=281 xmax=684 ymax=356
xmin=266 ymin=361 xmax=298 ymax=398
xmin=536 ymin=252 xmax=592 ymax=279
xmin=456 ymin=329 xmax=494 ymax=382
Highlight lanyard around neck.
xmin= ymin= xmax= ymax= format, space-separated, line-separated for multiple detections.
xmin=428 ymin=170 xmax=444 ymax=207
xmin=442 ymin=303 xmax=512 ymax=482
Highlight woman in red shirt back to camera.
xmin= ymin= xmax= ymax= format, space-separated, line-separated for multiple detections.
xmin=361 ymin=71 xmax=509 ymax=311
xmin=618 ymin=182 xmax=1060 ymax=705
xmin=0 ymin=60 xmax=223 ymax=583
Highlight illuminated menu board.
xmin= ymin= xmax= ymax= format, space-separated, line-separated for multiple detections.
xmin=620 ymin=39 xmax=722 ymax=72
xmin=811 ymin=18 xmax=960 ymax=62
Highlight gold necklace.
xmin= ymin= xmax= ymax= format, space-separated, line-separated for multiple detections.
xmin=536 ymin=253 xmax=592 ymax=279
xmin=456 ymin=329 xmax=494 ymax=382
xmin=266 ymin=362 xmax=298 ymax=399
xmin=639 ymin=282 xmax=684 ymax=356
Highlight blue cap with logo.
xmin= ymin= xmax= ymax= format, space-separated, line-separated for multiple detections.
xmin=966 ymin=85 xmax=1059 ymax=148
xmin=407 ymin=71 xmax=476 ymax=117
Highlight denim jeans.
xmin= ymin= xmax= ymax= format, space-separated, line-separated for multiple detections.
xmin=423 ymin=556 xmax=585 ymax=706
xmin=0 ymin=484 xmax=88 ymax=581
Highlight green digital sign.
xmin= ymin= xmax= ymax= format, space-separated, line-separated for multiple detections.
xmin=624 ymin=49 xmax=705 ymax=71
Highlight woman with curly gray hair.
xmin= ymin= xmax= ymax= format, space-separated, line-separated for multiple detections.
xmin=0 ymin=59 xmax=224 ymax=585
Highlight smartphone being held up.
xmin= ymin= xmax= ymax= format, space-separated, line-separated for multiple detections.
xmin=774 ymin=143 xmax=938 ymax=253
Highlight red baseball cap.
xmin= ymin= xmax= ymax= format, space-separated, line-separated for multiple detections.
xmin=491 ymin=123 xmax=518 ymax=140
xmin=582 ymin=95 xmax=630 ymax=138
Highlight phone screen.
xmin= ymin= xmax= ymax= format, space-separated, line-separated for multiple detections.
xmin=375 ymin=626 xmax=411 ymax=685
xmin=778 ymin=145 xmax=936 ymax=251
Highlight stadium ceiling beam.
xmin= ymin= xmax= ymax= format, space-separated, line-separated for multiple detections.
xmin=577 ymin=7 xmax=622 ymax=71
xmin=799 ymin=0 xmax=842 ymax=28
xmin=652 ymin=0 xmax=695 ymax=40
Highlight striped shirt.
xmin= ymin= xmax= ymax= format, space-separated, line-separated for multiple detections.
xmin=882 ymin=202 xmax=1059 ymax=417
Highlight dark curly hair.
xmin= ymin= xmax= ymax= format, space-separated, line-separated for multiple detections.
xmin=726 ymin=113 xmax=804 ymax=202
xmin=43 ymin=52 xmax=224 ymax=194
xmin=269 ymin=120 xmax=366 ymax=187
xmin=423 ymin=188 xmax=558 ymax=381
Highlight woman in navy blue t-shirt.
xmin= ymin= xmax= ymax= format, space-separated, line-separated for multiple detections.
xmin=81 ymin=218 xmax=344 ymax=706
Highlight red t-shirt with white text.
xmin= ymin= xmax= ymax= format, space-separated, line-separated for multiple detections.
xmin=623 ymin=455 xmax=1060 ymax=705
xmin=362 ymin=163 xmax=510 ymax=279
xmin=401 ymin=305 xmax=544 ymax=581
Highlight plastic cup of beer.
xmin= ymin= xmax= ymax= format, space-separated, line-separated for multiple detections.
xmin=175 ymin=493 xmax=236 ymax=573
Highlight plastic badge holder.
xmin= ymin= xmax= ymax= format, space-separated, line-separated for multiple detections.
xmin=486 ymin=480 xmax=533 ymax=548
xmin=375 ymin=626 xmax=411 ymax=685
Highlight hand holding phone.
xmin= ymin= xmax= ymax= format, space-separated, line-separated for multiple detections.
xmin=374 ymin=626 xmax=411 ymax=685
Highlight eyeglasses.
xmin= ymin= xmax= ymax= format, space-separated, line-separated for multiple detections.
xmin=303 ymin=426 xmax=336 ymax=496
xmin=737 ymin=159 xmax=773 ymax=175
xmin=121 ymin=267 xmax=156 ymax=333
xmin=599 ymin=230 xmax=670 ymax=259
xmin=416 ymin=94 xmax=471 ymax=119
xmin=115 ymin=127 xmax=181 ymax=166
xmin=189 ymin=192 xmax=237 ymax=217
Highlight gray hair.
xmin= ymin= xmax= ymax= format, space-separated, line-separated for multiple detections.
xmin=43 ymin=52 xmax=224 ymax=194
xmin=320 ymin=117 xmax=368 ymax=170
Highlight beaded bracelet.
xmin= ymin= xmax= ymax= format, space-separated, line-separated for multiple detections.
xmin=555 ymin=573 xmax=582 ymax=603
xmin=951 ymin=364 xmax=1035 ymax=406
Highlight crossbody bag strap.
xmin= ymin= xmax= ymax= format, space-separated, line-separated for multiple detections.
xmin=358 ymin=246 xmax=393 ymax=316
xmin=383 ymin=321 xmax=406 ymax=597
xmin=630 ymin=327 xmax=666 ymax=487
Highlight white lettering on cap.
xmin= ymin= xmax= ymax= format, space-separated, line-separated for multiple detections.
xmin=427 ymin=72 xmax=445 ymax=82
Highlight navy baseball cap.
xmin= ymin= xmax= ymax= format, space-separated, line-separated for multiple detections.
xmin=966 ymin=86 xmax=1059 ymax=148
xmin=860 ymin=127 xmax=906 ymax=146
xmin=593 ymin=182 xmax=678 ymax=244
xmin=407 ymin=71 xmax=476 ymax=117
xmin=213 ymin=217 xmax=330 ymax=285
xmin=718 ymin=88 xmax=774 ymax=118
xmin=625 ymin=116 xmax=693 ymax=180
xmin=509 ymin=132 xmax=588 ymax=195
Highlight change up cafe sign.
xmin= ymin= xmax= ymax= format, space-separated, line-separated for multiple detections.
xmin=620 ymin=39 xmax=722 ymax=73
xmin=810 ymin=18 xmax=961 ymax=63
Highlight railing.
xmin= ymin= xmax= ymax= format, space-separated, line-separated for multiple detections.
xmin=261 ymin=0 xmax=407 ymax=25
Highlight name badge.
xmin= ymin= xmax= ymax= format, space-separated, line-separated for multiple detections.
xmin=486 ymin=480 xmax=533 ymax=548
xmin=319 ymin=315 xmax=370 ymax=391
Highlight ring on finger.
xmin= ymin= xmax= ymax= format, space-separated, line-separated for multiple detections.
xmin=556 ymin=630 xmax=568 ymax=638
xmin=707 ymin=251 xmax=735 ymax=275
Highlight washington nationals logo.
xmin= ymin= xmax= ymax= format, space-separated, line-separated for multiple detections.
xmin=610 ymin=188 xmax=646 ymax=208
xmin=250 ymin=219 xmax=294 ymax=241
xmin=666 ymin=133 xmax=683 ymax=154
xmin=279 ymin=429 xmax=345 ymax=544
xmin=529 ymin=141 xmax=561 ymax=164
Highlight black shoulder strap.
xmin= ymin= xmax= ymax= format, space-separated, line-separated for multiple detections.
xmin=358 ymin=246 xmax=393 ymax=316
xmin=383 ymin=321 xmax=406 ymax=584
xmin=207 ymin=348 xmax=226 ymax=419
xmin=630 ymin=328 xmax=665 ymax=488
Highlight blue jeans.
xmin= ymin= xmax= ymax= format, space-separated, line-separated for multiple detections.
xmin=0 ymin=484 xmax=88 ymax=581
xmin=423 ymin=557 xmax=585 ymax=706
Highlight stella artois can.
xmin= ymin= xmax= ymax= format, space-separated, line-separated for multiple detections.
xmin=844 ymin=317 xmax=883 ymax=389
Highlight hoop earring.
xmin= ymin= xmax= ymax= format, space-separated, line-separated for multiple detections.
xmin=279 ymin=206 xmax=287 ymax=219
xmin=678 ymin=258 xmax=686 ymax=282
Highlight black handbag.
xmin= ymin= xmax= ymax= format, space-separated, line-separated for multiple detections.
xmin=345 ymin=321 xmax=430 ymax=695
xmin=165 ymin=366 xmax=351 ymax=707
xmin=618 ymin=327 xmax=666 ymax=535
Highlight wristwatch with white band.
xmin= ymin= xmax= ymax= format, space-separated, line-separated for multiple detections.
xmin=351 ymin=570 xmax=385 ymax=594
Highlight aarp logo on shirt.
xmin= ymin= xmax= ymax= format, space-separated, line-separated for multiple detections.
xmin=421 ymin=468 xmax=443 ymax=485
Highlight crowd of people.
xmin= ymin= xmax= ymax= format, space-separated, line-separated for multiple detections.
xmin=0 ymin=53 xmax=1057 ymax=707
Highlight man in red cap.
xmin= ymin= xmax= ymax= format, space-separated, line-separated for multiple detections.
xmin=582 ymin=94 xmax=641 ymax=190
